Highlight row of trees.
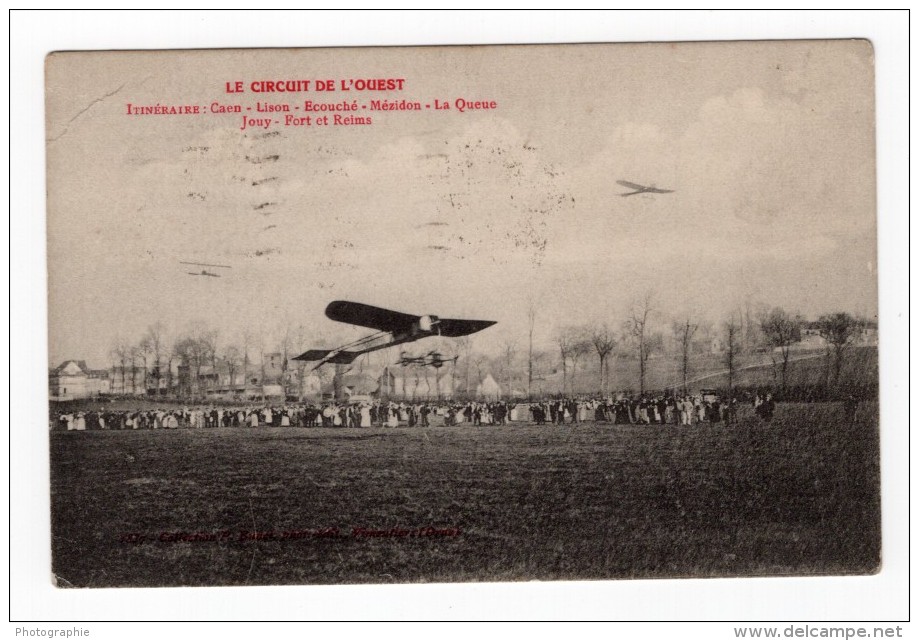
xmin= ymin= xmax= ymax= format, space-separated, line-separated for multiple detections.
xmin=108 ymin=321 xmax=323 ymax=398
xmin=535 ymin=296 xmax=872 ymax=397
xmin=104 ymin=299 xmax=872 ymax=400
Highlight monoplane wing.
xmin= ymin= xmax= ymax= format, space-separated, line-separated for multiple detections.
xmin=292 ymin=349 xmax=336 ymax=361
xmin=326 ymin=351 xmax=361 ymax=364
xmin=437 ymin=318 xmax=498 ymax=337
xmin=325 ymin=300 xmax=419 ymax=332
xmin=180 ymin=261 xmax=232 ymax=269
xmin=617 ymin=180 xmax=674 ymax=196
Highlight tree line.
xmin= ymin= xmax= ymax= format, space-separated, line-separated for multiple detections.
xmin=104 ymin=297 xmax=874 ymax=400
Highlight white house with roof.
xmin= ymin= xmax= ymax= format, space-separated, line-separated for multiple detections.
xmin=49 ymin=360 xmax=110 ymax=400
xmin=798 ymin=320 xmax=879 ymax=350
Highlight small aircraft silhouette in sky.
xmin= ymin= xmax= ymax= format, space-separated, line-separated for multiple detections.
xmin=181 ymin=261 xmax=231 ymax=278
xmin=396 ymin=350 xmax=459 ymax=369
xmin=617 ymin=180 xmax=674 ymax=197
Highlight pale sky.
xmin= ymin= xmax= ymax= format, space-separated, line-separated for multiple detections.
xmin=45 ymin=41 xmax=877 ymax=367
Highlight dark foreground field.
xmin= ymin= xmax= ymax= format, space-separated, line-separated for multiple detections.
xmin=50 ymin=403 xmax=880 ymax=587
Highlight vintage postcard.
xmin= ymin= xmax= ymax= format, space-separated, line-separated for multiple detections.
xmin=46 ymin=41 xmax=879 ymax=588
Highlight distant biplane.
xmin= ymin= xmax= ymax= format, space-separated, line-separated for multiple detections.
xmin=294 ymin=301 xmax=495 ymax=370
xmin=617 ymin=180 xmax=674 ymax=197
xmin=181 ymin=261 xmax=231 ymax=278
xmin=396 ymin=350 xmax=459 ymax=369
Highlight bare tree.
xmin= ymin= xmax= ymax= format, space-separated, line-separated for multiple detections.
xmin=555 ymin=327 xmax=574 ymax=395
xmin=174 ymin=321 xmax=215 ymax=399
xmin=589 ymin=322 xmax=617 ymax=395
xmin=527 ymin=302 xmax=537 ymax=398
xmin=202 ymin=328 xmax=219 ymax=394
xmin=817 ymin=312 xmax=860 ymax=387
xmin=111 ymin=336 xmax=129 ymax=395
xmin=673 ymin=316 xmax=699 ymax=395
xmin=455 ymin=336 xmax=473 ymax=396
xmin=760 ymin=307 xmax=802 ymax=390
xmin=292 ymin=324 xmax=309 ymax=395
xmin=410 ymin=362 xmax=422 ymax=401
xmin=276 ymin=325 xmax=294 ymax=395
xmin=555 ymin=325 xmax=589 ymax=395
xmin=441 ymin=351 xmax=457 ymax=400
xmin=223 ymin=345 xmax=242 ymax=388
xmin=240 ymin=327 xmax=253 ymax=387
xmin=255 ymin=333 xmax=267 ymax=385
xmin=500 ymin=339 xmax=518 ymax=398
xmin=143 ymin=322 xmax=167 ymax=395
xmin=128 ymin=346 xmax=140 ymax=394
xmin=278 ymin=324 xmax=292 ymax=372
xmin=471 ymin=353 xmax=488 ymax=394
xmin=530 ymin=349 xmax=549 ymax=397
xmin=173 ymin=337 xmax=195 ymax=397
xmin=568 ymin=331 xmax=591 ymax=395
xmin=742 ymin=299 xmax=762 ymax=351
xmin=108 ymin=349 xmax=116 ymax=393
xmin=166 ymin=341 xmax=177 ymax=395
xmin=421 ymin=337 xmax=452 ymax=399
xmin=723 ymin=313 xmax=742 ymax=392
xmin=137 ymin=337 xmax=152 ymax=394
xmin=625 ymin=292 xmax=656 ymax=394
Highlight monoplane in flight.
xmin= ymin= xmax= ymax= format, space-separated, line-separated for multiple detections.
xmin=617 ymin=180 xmax=674 ymax=197
xmin=181 ymin=261 xmax=231 ymax=278
xmin=294 ymin=300 xmax=495 ymax=370
xmin=396 ymin=350 xmax=459 ymax=369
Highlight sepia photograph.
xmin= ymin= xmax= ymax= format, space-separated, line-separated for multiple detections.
xmin=44 ymin=39 xmax=883 ymax=590
xmin=12 ymin=10 xmax=910 ymax=630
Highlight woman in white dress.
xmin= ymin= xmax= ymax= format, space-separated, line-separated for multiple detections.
xmin=360 ymin=404 xmax=371 ymax=428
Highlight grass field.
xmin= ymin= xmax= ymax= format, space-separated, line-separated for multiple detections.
xmin=50 ymin=402 xmax=880 ymax=587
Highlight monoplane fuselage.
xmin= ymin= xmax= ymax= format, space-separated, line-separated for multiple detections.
xmin=294 ymin=301 xmax=495 ymax=370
